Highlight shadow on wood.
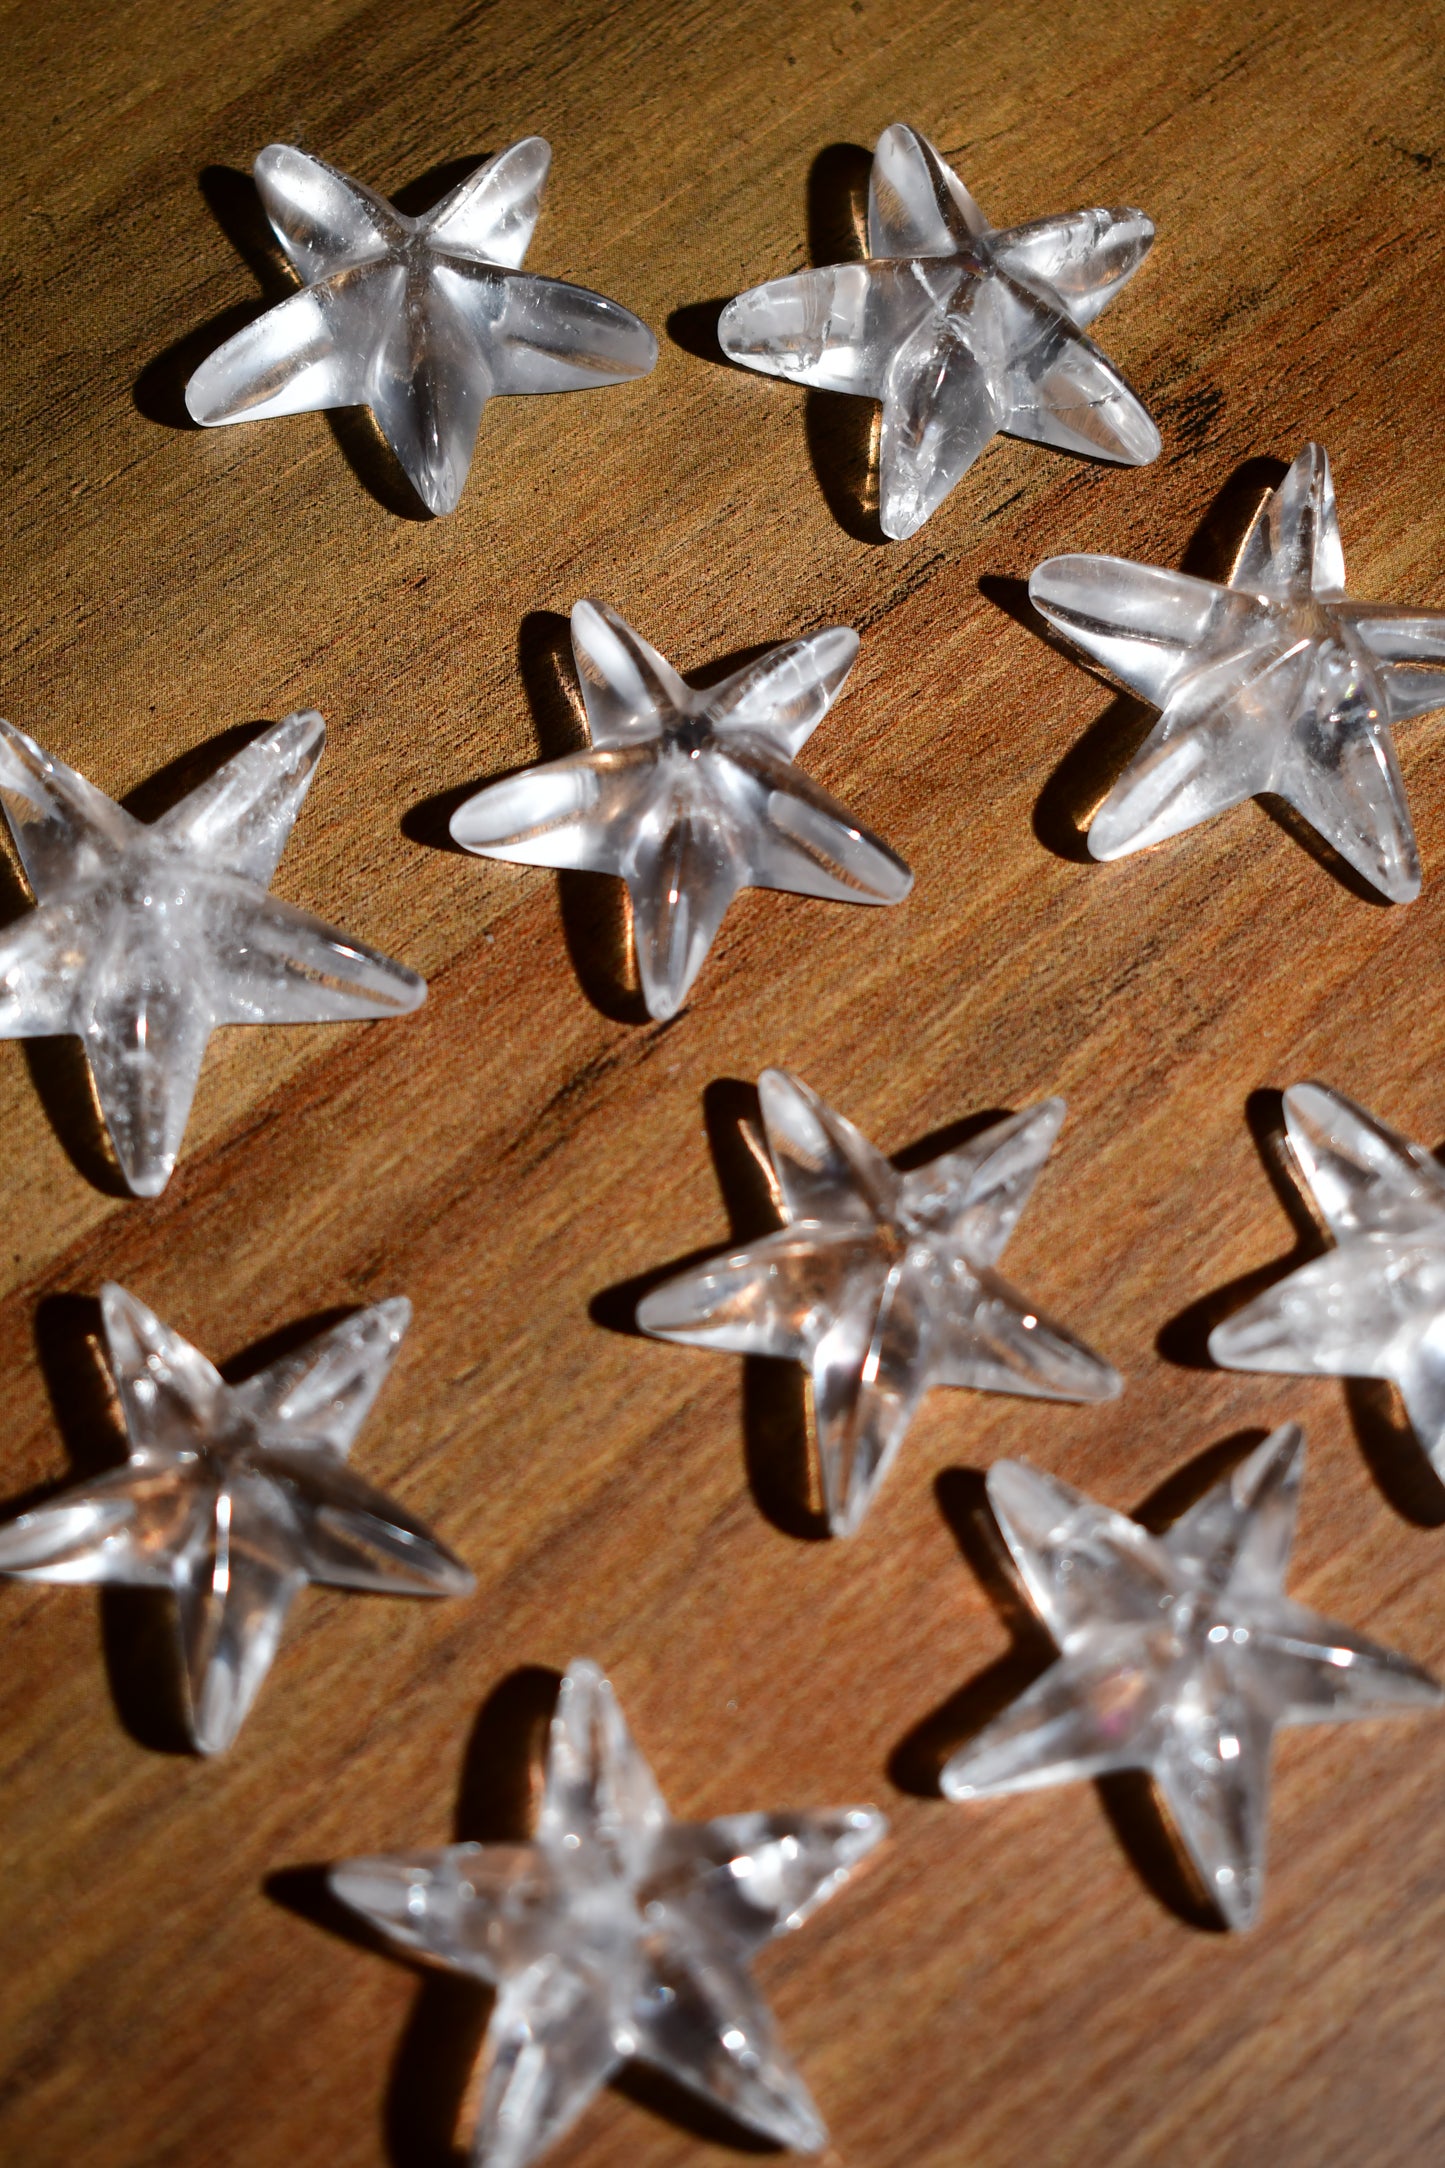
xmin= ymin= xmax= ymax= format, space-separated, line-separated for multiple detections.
xmin=803 ymin=143 xmax=882 ymax=544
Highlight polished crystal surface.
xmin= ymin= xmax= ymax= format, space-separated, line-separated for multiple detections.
xmin=1031 ymin=442 xmax=1445 ymax=897
xmin=719 ymin=123 xmax=1159 ymax=540
xmin=1210 ymin=1083 xmax=1445 ymax=1482
xmin=185 ymin=139 xmax=657 ymax=515
xmin=941 ymin=1424 xmax=1441 ymax=1927
xmin=0 ymin=1285 xmax=472 ymax=1754
xmin=449 ymin=603 xmax=911 ymax=1020
xmin=330 ymin=1656 xmax=884 ymax=2163
xmin=0 ymin=709 xmax=424 ymax=1196
xmin=637 ymin=1070 xmax=1120 ymax=1535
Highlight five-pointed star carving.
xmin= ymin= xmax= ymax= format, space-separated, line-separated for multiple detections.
xmin=637 ymin=1069 xmax=1120 ymax=1536
xmin=0 ymin=1285 xmax=472 ymax=1754
xmin=940 ymin=1424 xmax=1441 ymax=1928
xmin=718 ymin=123 xmax=1160 ymax=540
xmin=185 ymin=138 xmax=657 ymax=515
xmin=0 ymin=709 xmax=424 ymax=1196
xmin=330 ymin=1657 xmax=885 ymax=2165
xmin=449 ymin=602 xmax=912 ymax=1021
xmin=1210 ymin=1082 xmax=1445 ymax=1483
xmin=1030 ymin=442 xmax=1445 ymax=896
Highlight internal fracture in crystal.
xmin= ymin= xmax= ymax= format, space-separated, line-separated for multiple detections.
xmin=941 ymin=1425 xmax=1441 ymax=1928
xmin=1031 ymin=443 xmax=1445 ymax=897
xmin=0 ymin=710 xmax=424 ymax=1196
xmin=330 ymin=1657 xmax=885 ymax=2164
xmin=638 ymin=1070 xmax=1120 ymax=1535
xmin=0 ymin=1286 xmax=472 ymax=1754
xmin=1210 ymin=1083 xmax=1445 ymax=1486
xmin=186 ymin=140 xmax=657 ymax=515
xmin=449 ymin=603 xmax=911 ymax=1021
xmin=719 ymin=123 xmax=1159 ymax=539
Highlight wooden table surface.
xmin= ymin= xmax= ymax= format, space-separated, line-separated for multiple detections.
xmin=2 ymin=1 xmax=1444 ymax=2163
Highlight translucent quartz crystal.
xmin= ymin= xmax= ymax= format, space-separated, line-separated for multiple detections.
xmin=719 ymin=123 xmax=1159 ymax=540
xmin=331 ymin=1657 xmax=885 ymax=2164
xmin=450 ymin=602 xmax=911 ymax=1021
xmin=941 ymin=1425 xmax=1441 ymax=1928
xmin=0 ymin=710 xmax=424 ymax=1196
xmin=0 ymin=1285 xmax=472 ymax=1754
xmin=1031 ymin=442 xmax=1445 ymax=896
xmin=637 ymin=1069 xmax=1120 ymax=1535
xmin=1210 ymin=1083 xmax=1445 ymax=1481
xmin=185 ymin=139 xmax=657 ymax=515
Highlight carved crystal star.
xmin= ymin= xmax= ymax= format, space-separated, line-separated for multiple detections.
xmin=0 ymin=709 xmax=424 ymax=1196
xmin=0 ymin=1285 xmax=472 ymax=1754
xmin=718 ymin=123 xmax=1159 ymax=540
xmin=1030 ymin=442 xmax=1445 ymax=896
xmin=330 ymin=1657 xmax=884 ymax=2164
xmin=449 ymin=603 xmax=911 ymax=1021
xmin=637 ymin=1070 xmax=1120 ymax=1535
xmin=940 ymin=1424 xmax=1441 ymax=1928
xmin=1210 ymin=1083 xmax=1445 ymax=1483
xmin=185 ymin=139 xmax=657 ymax=515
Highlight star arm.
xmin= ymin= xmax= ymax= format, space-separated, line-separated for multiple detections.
xmin=472 ymin=1954 xmax=624 ymax=2168
xmin=989 ymin=206 xmax=1155 ymax=327
xmin=1342 ymin=603 xmax=1445 ymax=725
xmin=630 ymin=1925 xmax=828 ymax=2153
xmin=233 ymin=1298 xmax=411 ymax=1456
xmin=250 ymin=1444 xmax=473 ymax=1597
xmin=185 ymin=263 xmax=396 ymax=427
xmin=329 ymin=1840 xmax=548 ymax=1982
xmin=151 ymin=710 xmax=325 ymax=887
xmin=438 ymin=265 xmax=657 ymax=397
xmin=0 ymin=719 xmax=139 ymax=901
xmin=1153 ymin=1691 xmax=1275 ymax=1930
xmin=636 ymin=1225 xmax=881 ymax=1364
xmin=878 ymin=308 xmax=1004 ymax=539
xmin=714 ymin=734 xmax=912 ymax=908
xmin=422 ymin=135 xmax=551 ymax=269
xmin=1280 ymin=1080 xmax=1445 ymax=1242
xmin=252 ymin=144 xmax=398 ymax=284
xmin=1231 ymin=442 xmax=1344 ymax=601
xmin=645 ymin=1806 xmax=886 ymax=1957
xmin=204 ymin=883 xmax=426 ymax=1026
xmin=623 ymin=794 xmax=746 ymax=1021
xmin=809 ymin=1253 xmax=933 ymax=1536
xmin=1001 ymin=311 xmax=1161 ymax=467
xmin=757 ymin=1067 xmax=900 ymax=1228
xmin=1162 ymin=1425 xmax=1303 ymax=1597
xmin=1209 ymin=1241 xmax=1442 ymax=1391
xmin=99 ymin=1282 xmax=229 ymax=1451
xmin=1247 ymin=1596 xmax=1443 ymax=1729
xmin=538 ymin=1661 xmax=670 ymax=1882
xmin=1028 ymin=555 xmax=1269 ymax=710
xmin=0 ymin=1460 xmax=195 ymax=1587
xmin=172 ymin=1474 xmax=308 ymax=1754
xmin=567 ymin=599 xmax=687 ymax=747
xmin=1277 ymin=697 xmax=1420 ymax=901
xmin=898 ymin=1098 xmax=1065 ymax=1262
xmin=80 ymin=977 xmax=215 ymax=1199
xmin=930 ymin=1264 xmax=1122 ymax=1405
xmin=940 ymin=1627 xmax=1171 ymax=1800
xmin=867 ymin=123 xmax=989 ymax=256
xmin=702 ymin=627 xmax=860 ymax=758
xmin=448 ymin=743 xmax=660 ymax=872
xmin=984 ymin=1460 xmax=1179 ymax=1643
xmin=364 ymin=269 xmax=492 ymax=516
xmin=0 ymin=898 xmax=94 ymax=1037
xmin=718 ymin=258 xmax=936 ymax=399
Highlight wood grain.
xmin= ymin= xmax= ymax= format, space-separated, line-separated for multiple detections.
xmin=0 ymin=1 xmax=1443 ymax=2162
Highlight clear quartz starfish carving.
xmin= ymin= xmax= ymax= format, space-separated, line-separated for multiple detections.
xmin=330 ymin=1656 xmax=885 ymax=2164
xmin=1030 ymin=442 xmax=1445 ymax=897
xmin=0 ymin=1284 xmax=472 ymax=1754
xmin=718 ymin=123 xmax=1159 ymax=540
xmin=636 ymin=1070 xmax=1120 ymax=1535
xmin=185 ymin=139 xmax=657 ymax=515
xmin=1210 ymin=1083 xmax=1445 ymax=1482
xmin=940 ymin=1424 xmax=1442 ymax=1928
xmin=0 ymin=709 xmax=425 ymax=1196
xmin=449 ymin=603 xmax=911 ymax=1021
